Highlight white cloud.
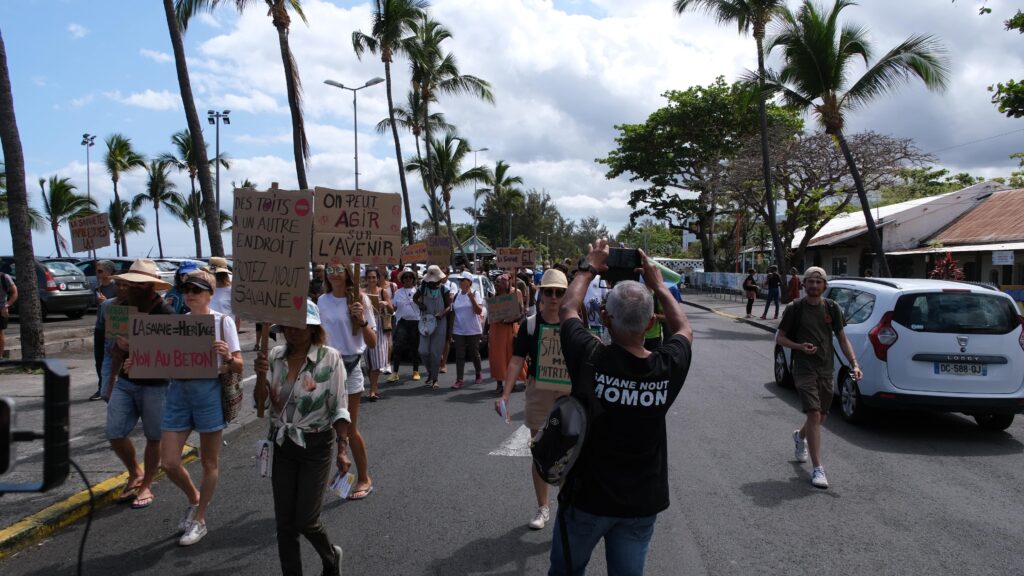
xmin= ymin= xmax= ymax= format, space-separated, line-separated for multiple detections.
xmin=139 ymin=49 xmax=174 ymax=64
xmin=68 ymin=23 xmax=88 ymax=39
xmin=196 ymin=12 xmax=222 ymax=29
xmin=70 ymin=94 xmax=94 ymax=108
xmin=105 ymin=89 xmax=181 ymax=111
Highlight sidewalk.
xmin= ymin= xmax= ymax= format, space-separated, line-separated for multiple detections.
xmin=679 ymin=288 xmax=783 ymax=334
xmin=0 ymin=331 xmax=261 ymax=559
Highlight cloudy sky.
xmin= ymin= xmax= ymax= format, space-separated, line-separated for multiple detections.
xmin=1 ymin=0 xmax=1021 ymax=258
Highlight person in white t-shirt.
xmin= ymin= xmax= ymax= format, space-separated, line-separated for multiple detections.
xmin=318 ymin=264 xmax=377 ymax=501
xmin=159 ymin=270 xmax=242 ymax=547
xmin=388 ymin=269 xmax=421 ymax=381
xmin=450 ymin=271 xmax=484 ymax=389
xmin=207 ymin=256 xmax=237 ymax=332
xmin=584 ymin=273 xmax=611 ymax=344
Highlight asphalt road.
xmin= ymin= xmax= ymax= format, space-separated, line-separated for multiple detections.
xmin=2 ymin=306 xmax=1023 ymax=575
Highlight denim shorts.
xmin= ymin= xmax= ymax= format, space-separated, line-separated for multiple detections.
xmin=106 ymin=377 xmax=167 ymax=441
xmin=163 ymin=377 xmax=226 ymax=433
xmin=343 ymin=354 xmax=365 ymax=395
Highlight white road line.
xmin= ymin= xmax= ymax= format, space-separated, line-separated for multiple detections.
xmin=17 ymin=434 xmax=84 ymax=462
xmin=243 ymin=375 xmax=256 ymax=383
xmin=488 ymin=425 xmax=533 ymax=457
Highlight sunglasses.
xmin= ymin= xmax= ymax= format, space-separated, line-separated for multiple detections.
xmin=542 ymin=288 xmax=566 ymax=298
xmin=182 ymin=285 xmax=210 ymax=295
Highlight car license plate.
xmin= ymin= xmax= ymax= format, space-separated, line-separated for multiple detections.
xmin=935 ymin=362 xmax=987 ymax=376
xmin=68 ymin=283 xmax=84 ymax=290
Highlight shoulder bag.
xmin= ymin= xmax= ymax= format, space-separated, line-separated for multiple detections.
xmin=219 ymin=315 xmax=244 ymax=424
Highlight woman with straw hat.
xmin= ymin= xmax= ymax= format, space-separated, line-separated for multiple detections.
xmin=413 ymin=265 xmax=452 ymax=389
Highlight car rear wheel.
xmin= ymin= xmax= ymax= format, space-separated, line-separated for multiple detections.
xmin=838 ymin=371 xmax=869 ymax=423
xmin=973 ymin=413 xmax=1014 ymax=431
xmin=773 ymin=345 xmax=793 ymax=388
xmin=66 ymin=310 xmax=86 ymax=320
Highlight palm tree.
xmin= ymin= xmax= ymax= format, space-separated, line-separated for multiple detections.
xmin=406 ymin=15 xmax=494 ymax=235
xmin=765 ymin=0 xmax=948 ymax=276
xmin=108 ymin=199 xmax=147 ymax=257
xmin=40 ymin=176 xmax=96 ymax=257
xmin=405 ymin=133 xmax=487 ymax=257
xmin=353 ymin=0 xmax=429 ymax=246
xmin=165 ymin=0 xmax=224 ymax=257
xmin=168 ymin=190 xmax=205 ymax=257
xmin=1 ymin=162 xmax=45 ymax=230
xmin=376 ymin=89 xmax=455 ymax=171
xmin=157 ymin=128 xmax=231 ymax=257
xmin=0 ymin=29 xmax=44 ymax=358
xmin=674 ymin=0 xmax=787 ymax=272
xmin=474 ymin=160 xmax=524 ymax=249
xmin=133 ymin=161 xmax=184 ymax=258
xmin=103 ymin=133 xmax=146 ymax=255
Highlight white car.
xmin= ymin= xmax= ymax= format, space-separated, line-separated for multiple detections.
xmin=774 ymin=278 xmax=1024 ymax=431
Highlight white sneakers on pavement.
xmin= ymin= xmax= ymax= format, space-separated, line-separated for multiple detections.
xmin=811 ymin=467 xmax=829 ymax=489
xmin=793 ymin=430 xmax=808 ymax=463
xmin=179 ymin=520 xmax=207 ymax=546
xmin=528 ymin=506 xmax=550 ymax=530
xmin=178 ymin=505 xmax=197 ymax=533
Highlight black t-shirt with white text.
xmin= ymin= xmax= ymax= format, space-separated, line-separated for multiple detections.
xmin=559 ymin=317 xmax=692 ymax=518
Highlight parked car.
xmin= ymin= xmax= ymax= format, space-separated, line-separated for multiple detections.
xmin=774 ymin=277 xmax=1024 ymax=431
xmin=76 ymin=257 xmax=135 ymax=292
xmin=0 ymin=256 xmax=94 ymax=319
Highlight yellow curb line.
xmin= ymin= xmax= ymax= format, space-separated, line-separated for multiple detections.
xmin=0 ymin=444 xmax=197 ymax=560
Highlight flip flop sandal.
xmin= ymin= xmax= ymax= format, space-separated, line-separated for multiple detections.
xmin=130 ymin=493 xmax=154 ymax=509
xmin=367 ymin=393 xmax=380 ymax=402
xmin=430 ymin=382 xmax=439 ymax=390
xmin=118 ymin=480 xmax=143 ymax=502
xmin=348 ymin=485 xmax=374 ymax=500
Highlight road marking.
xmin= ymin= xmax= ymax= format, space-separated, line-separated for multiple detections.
xmin=243 ymin=375 xmax=256 ymax=383
xmin=17 ymin=435 xmax=83 ymax=462
xmin=489 ymin=425 xmax=532 ymax=457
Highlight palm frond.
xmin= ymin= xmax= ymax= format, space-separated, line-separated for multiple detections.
xmin=842 ymin=33 xmax=949 ymax=111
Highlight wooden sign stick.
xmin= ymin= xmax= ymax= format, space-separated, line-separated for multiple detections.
xmin=255 ymin=322 xmax=270 ymax=418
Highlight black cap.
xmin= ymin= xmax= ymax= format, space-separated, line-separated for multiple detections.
xmin=183 ymin=275 xmax=213 ymax=292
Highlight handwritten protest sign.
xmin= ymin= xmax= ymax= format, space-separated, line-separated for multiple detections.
xmin=105 ymin=305 xmax=130 ymax=339
xmin=497 ymin=247 xmax=521 ymax=269
xmin=313 ymin=187 xmax=402 ymax=266
xmin=521 ymin=249 xmax=536 ymax=268
xmin=69 ymin=213 xmax=111 ymax=253
xmin=128 ymin=314 xmax=217 ymax=379
xmin=232 ymin=187 xmax=313 ymax=326
xmin=487 ymin=294 xmax=522 ymax=324
xmin=535 ymin=324 xmax=570 ymax=391
xmin=401 ymin=242 xmax=427 ymax=263
xmin=426 ymin=235 xmax=452 ymax=265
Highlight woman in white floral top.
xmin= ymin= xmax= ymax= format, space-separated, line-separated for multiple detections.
xmin=255 ymin=300 xmax=350 ymax=576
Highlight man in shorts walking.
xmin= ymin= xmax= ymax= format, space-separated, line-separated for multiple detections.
xmin=775 ymin=266 xmax=862 ymax=489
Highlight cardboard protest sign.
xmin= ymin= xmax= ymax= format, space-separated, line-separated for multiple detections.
xmin=535 ymin=324 xmax=570 ymax=391
xmin=426 ymin=235 xmax=452 ymax=265
xmin=521 ymin=249 xmax=536 ymax=268
xmin=105 ymin=305 xmax=131 ymax=339
xmin=231 ymin=187 xmax=313 ymax=326
xmin=69 ymin=213 xmax=111 ymax=253
xmin=487 ymin=294 xmax=522 ymax=324
xmin=313 ymin=187 xmax=402 ymax=266
xmin=128 ymin=314 xmax=217 ymax=380
xmin=401 ymin=242 xmax=427 ymax=263
xmin=497 ymin=247 xmax=521 ymax=269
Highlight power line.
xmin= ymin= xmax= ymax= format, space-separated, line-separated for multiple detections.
xmin=929 ymin=127 xmax=1024 ymax=154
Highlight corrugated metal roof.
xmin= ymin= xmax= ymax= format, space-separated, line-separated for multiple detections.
xmin=930 ymin=188 xmax=1024 ymax=245
xmin=887 ymin=241 xmax=1024 ymax=256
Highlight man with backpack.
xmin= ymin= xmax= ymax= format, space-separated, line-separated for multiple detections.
xmin=550 ymin=239 xmax=693 ymax=575
xmin=0 ymin=269 xmax=18 ymax=359
xmin=775 ymin=266 xmax=862 ymax=489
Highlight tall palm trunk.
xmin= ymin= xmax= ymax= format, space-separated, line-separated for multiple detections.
xmin=189 ymin=179 xmax=202 ymax=257
xmin=275 ymin=23 xmax=308 ymax=190
xmin=835 ymin=130 xmax=891 ymax=277
xmin=0 ymin=28 xmax=44 ymax=358
xmin=384 ymin=58 xmax=414 ymax=245
xmin=154 ymin=202 xmax=164 ymax=258
xmin=421 ymin=98 xmax=440 ymax=235
xmin=112 ymin=178 xmax=127 ymax=255
xmin=162 ymin=0 xmax=224 ymax=257
xmin=755 ymin=30 xmax=785 ymax=276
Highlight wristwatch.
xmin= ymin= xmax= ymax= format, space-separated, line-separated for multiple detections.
xmin=577 ymin=256 xmax=596 ymax=275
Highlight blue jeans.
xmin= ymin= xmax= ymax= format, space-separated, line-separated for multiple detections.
xmin=762 ymin=287 xmax=780 ymax=317
xmin=548 ymin=506 xmax=657 ymax=576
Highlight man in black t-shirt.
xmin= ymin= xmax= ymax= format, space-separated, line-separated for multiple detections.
xmin=552 ymin=239 xmax=693 ymax=575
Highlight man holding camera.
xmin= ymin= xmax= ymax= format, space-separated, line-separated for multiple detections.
xmin=552 ymin=239 xmax=693 ymax=575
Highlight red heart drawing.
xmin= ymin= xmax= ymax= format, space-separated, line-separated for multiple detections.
xmin=262 ymin=199 xmax=273 ymax=212
xmin=295 ymin=198 xmax=310 ymax=217
xmin=293 ymin=296 xmax=304 ymax=310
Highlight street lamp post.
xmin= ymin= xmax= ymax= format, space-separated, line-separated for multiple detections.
xmin=469 ymin=146 xmax=488 ymax=272
xmin=81 ymin=133 xmax=96 ymax=258
xmin=207 ymin=110 xmax=231 ymax=215
xmin=324 ymin=77 xmax=385 ymax=190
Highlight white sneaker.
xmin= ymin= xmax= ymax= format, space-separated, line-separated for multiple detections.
xmin=179 ymin=520 xmax=207 ymax=546
xmin=177 ymin=505 xmax=197 ymax=533
xmin=528 ymin=506 xmax=550 ymax=530
xmin=811 ymin=467 xmax=829 ymax=489
xmin=793 ymin=430 xmax=808 ymax=463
